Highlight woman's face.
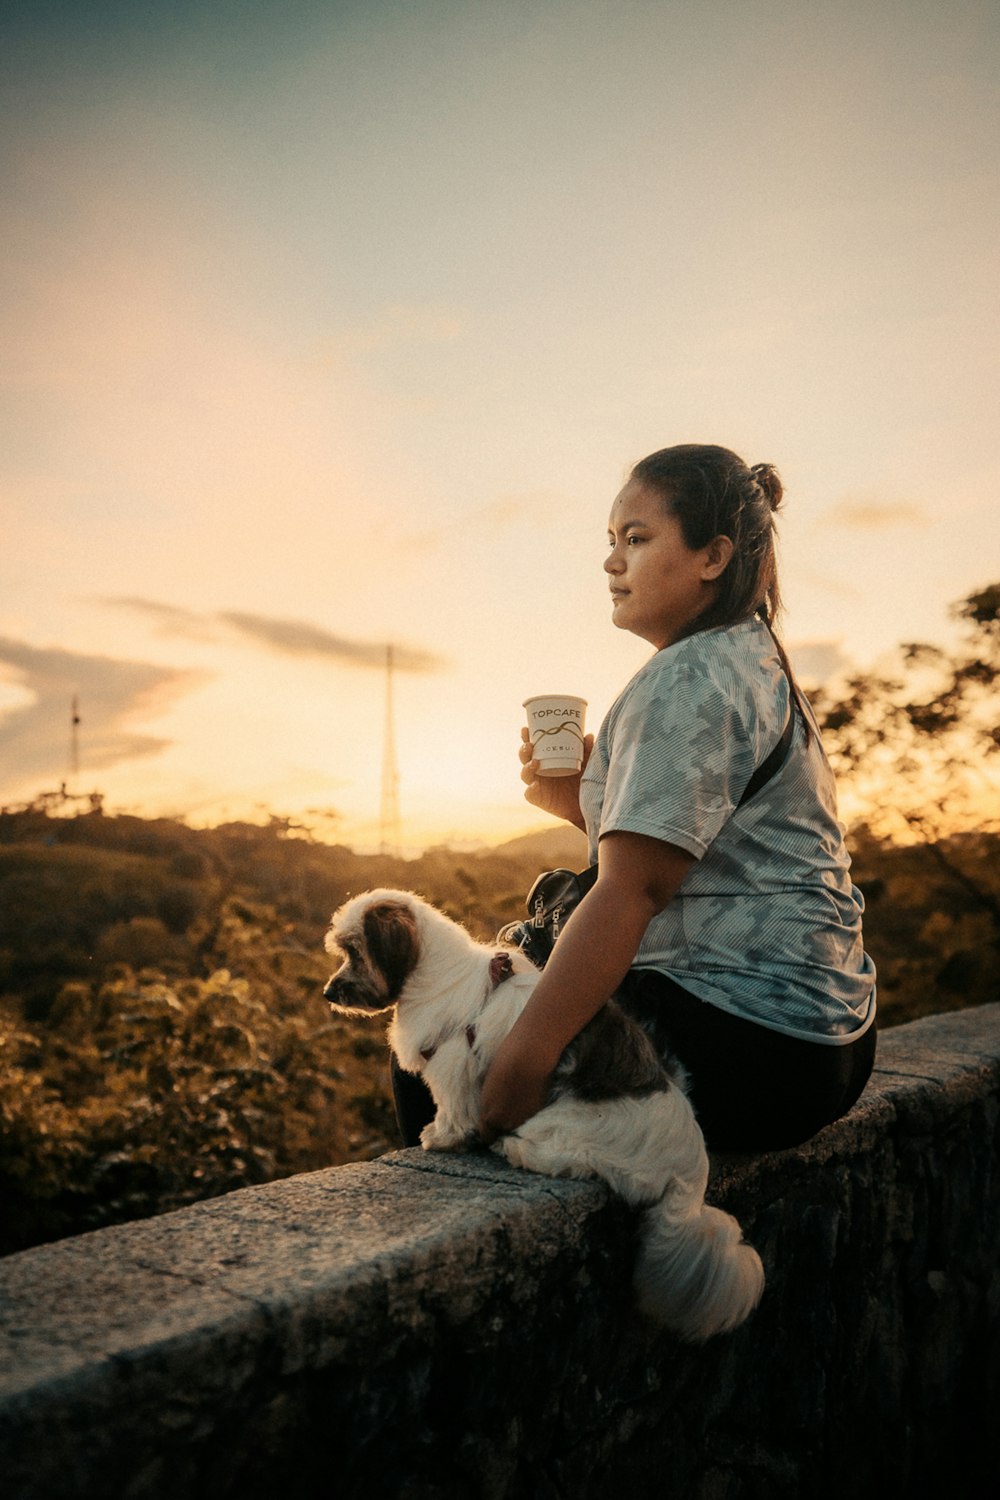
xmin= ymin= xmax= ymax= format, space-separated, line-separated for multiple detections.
xmin=605 ymin=479 xmax=732 ymax=650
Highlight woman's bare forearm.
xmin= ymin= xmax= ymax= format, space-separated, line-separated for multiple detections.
xmin=478 ymin=882 xmax=652 ymax=1137
xmin=478 ymin=832 xmax=696 ymax=1137
xmin=503 ymin=881 xmax=656 ymax=1069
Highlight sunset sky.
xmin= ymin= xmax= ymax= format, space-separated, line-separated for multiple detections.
xmin=2 ymin=0 xmax=998 ymax=850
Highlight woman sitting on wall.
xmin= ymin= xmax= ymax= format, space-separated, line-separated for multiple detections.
xmin=476 ymin=443 xmax=877 ymax=1153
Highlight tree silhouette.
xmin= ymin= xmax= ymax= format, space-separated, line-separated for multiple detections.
xmin=812 ymin=583 xmax=999 ymax=842
xmin=812 ymin=582 xmax=1000 ymax=934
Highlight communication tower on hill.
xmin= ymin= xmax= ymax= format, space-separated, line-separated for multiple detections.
xmin=379 ymin=645 xmax=402 ymax=857
xmin=5 ymin=696 xmax=104 ymax=816
xmin=70 ymin=695 xmax=81 ymax=782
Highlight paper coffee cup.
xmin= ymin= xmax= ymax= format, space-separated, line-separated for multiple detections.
xmin=524 ymin=695 xmax=588 ymax=777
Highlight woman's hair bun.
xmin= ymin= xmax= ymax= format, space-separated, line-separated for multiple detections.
xmin=750 ymin=462 xmax=783 ymax=511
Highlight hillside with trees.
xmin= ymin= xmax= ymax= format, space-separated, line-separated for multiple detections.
xmin=0 ymin=810 xmax=572 ymax=1254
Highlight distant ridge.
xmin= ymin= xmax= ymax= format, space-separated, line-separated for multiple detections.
xmin=486 ymin=824 xmax=589 ymax=868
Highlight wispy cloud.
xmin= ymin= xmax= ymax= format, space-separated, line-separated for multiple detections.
xmin=105 ymin=597 xmax=219 ymax=642
xmin=96 ymin=599 xmax=447 ymax=672
xmin=0 ymin=637 xmax=206 ymax=784
xmin=789 ymin=639 xmax=853 ymax=686
xmin=794 ymin=567 xmax=864 ymax=603
xmin=219 ymin=612 xmax=444 ymax=671
xmin=822 ymin=498 xmax=931 ymax=531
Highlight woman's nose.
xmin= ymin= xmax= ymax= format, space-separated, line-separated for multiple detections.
xmin=604 ymin=547 xmax=622 ymax=574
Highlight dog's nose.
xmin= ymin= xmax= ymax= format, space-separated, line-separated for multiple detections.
xmin=323 ymin=976 xmax=339 ymax=1001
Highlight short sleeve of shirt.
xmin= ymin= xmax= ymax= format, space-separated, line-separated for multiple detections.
xmin=596 ymin=658 xmax=758 ymax=859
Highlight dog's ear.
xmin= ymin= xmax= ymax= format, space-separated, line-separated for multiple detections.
xmin=363 ymin=901 xmax=421 ymax=1000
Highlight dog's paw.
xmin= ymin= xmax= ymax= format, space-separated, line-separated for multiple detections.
xmin=419 ymin=1119 xmax=467 ymax=1152
xmin=497 ymin=1133 xmax=529 ymax=1170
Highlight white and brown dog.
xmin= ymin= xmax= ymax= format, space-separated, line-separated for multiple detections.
xmin=323 ymin=888 xmax=764 ymax=1342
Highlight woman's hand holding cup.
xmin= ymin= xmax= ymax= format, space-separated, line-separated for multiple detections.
xmin=520 ymin=725 xmax=593 ymax=829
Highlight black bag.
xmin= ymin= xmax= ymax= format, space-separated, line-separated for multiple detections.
xmin=496 ymin=864 xmax=599 ymax=969
xmin=498 ymin=701 xmax=796 ymax=969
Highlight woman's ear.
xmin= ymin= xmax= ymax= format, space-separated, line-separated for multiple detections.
xmin=702 ymin=534 xmax=734 ymax=580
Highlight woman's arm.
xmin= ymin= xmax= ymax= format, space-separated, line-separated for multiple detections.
xmin=478 ymin=830 xmax=695 ymax=1139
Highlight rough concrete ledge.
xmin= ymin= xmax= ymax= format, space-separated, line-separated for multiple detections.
xmin=1 ymin=1004 xmax=998 ymax=1500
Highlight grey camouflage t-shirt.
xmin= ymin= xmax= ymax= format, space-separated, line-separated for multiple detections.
xmin=580 ymin=619 xmax=876 ymax=1043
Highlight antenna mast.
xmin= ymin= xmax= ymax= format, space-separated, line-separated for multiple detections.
xmin=379 ymin=645 xmax=402 ymax=856
xmin=70 ymin=695 xmax=81 ymax=783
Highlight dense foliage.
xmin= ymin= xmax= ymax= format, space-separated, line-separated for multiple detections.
xmin=811 ymin=582 xmax=1000 ymax=842
xmin=0 ymin=811 xmax=550 ymax=1254
xmin=840 ymin=826 xmax=998 ymax=1022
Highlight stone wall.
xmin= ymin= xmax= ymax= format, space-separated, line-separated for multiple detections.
xmin=1 ymin=1004 xmax=998 ymax=1500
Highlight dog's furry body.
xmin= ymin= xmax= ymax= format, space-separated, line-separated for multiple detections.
xmin=324 ymin=888 xmax=764 ymax=1342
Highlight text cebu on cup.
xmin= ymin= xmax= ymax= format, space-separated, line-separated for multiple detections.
xmin=524 ymin=695 xmax=588 ymax=777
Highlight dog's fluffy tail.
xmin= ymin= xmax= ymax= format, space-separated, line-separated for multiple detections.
xmin=633 ymin=1192 xmax=765 ymax=1342
xmin=495 ymin=1087 xmax=764 ymax=1342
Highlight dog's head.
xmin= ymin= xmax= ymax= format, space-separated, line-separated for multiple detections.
xmin=323 ymin=892 xmax=422 ymax=1015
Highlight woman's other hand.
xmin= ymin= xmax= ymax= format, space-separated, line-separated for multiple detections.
xmin=519 ymin=726 xmax=594 ymax=830
xmin=478 ymin=1028 xmax=554 ymax=1143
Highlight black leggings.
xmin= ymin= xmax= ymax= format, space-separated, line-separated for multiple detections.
xmin=390 ymin=969 xmax=877 ymax=1154
xmin=616 ymin=969 xmax=876 ymax=1151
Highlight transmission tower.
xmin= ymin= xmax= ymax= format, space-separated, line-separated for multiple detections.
xmin=69 ymin=695 xmax=81 ymax=782
xmin=378 ymin=645 xmax=402 ymax=856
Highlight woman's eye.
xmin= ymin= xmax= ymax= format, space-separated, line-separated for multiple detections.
xmin=626 ymin=533 xmax=644 ymax=545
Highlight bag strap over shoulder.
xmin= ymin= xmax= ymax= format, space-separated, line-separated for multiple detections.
xmin=737 ymin=702 xmax=795 ymax=808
